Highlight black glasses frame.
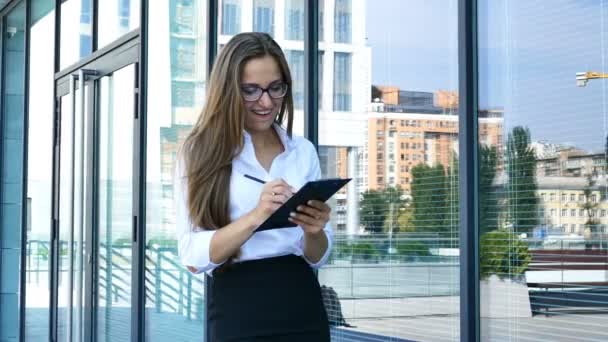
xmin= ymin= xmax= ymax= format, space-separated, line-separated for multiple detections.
xmin=240 ymin=82 xmax=289 ymax=102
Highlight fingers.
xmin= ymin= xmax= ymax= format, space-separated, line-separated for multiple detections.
xmin=262 ymin=179 xmax=295 ymax=204
xmin=305 ymin=200 xmax=330 ymax=213
xmin=291 ymin=205 xmax=329 ymax=224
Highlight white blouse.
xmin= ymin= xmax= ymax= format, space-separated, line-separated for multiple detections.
xmin=174 ymin=125 xmax=333 ymax=276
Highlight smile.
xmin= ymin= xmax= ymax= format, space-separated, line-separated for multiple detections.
xmin=252 ymin=109 xmax=273 ymax=116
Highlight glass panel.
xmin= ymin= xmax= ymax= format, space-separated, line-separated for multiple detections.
xmin=24 ymin=0 xmax=55 ymax=340
xmin=98 ymin=0 xmax=141 ymax=49
xmin=60 ymin=0 xmax=93 ymax=70
xmin=334 ymin=0 xmax=351 ymax=43
xmin=96 ymin=64 xmax=135 ymax=340
xmin=318 ymin=1 xmax=460 ymax=341
xmin=284 ymin=0 xmax=303 ymax=41
xmin=253 ymin=0 xmax=274 ymax=36
xmin=285 ymin=49 xmax=304 ymax=110
xmin=145 ymin=1 xmax=207 ymax=340
xmin=0 ymin=2 xmax=25 ymax=341
xmin=221 ymin=0 xmax=241 ymax=35
xmin=333 ymin=52 xmax=351 ymax=111
xmin=56 ymin=83 xmax=87 ymax=341
xmin=479 ymin=1 xmax=608 ymax=340
xmin=57 ymin=94 xmax=74 ymax=342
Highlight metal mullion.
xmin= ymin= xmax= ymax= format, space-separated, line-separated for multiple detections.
xmin=204 ymin=2 xmax=218 ymax=342
xmin=132 ymin=2 xmax=148 ymax=341
xmin=92 ymin=0 xmax=98 ymax=52
xmin=50 ymin=0 xmax=62 ymax=340
xmin=303 ymin=0 xmax=319 ymax=149
xmin=83 ymin=79 xmax=96 ymax=342
xmin=54 ymin=29 xmax=139 ymax=81
xmin=458 ymin=0 xmax=480 ymax=341
xmin=19 ymin=0 xmax=31 ymax=340
xmin=0 ymin=0 xmax=23 ymax=18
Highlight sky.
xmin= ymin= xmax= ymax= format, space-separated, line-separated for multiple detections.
xmin=366 ymin=0 xmax=608 ymax=153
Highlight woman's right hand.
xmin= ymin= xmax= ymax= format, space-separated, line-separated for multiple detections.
xmin=249 ymin=179 xmax=295 ymax=227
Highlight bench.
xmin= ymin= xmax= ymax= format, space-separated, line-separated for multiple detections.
xmin=526 ymin=249 xmax=608 ymax=316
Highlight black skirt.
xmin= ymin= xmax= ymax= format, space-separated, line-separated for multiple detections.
xmin=207 ymin=254 xmax=330 ymax=342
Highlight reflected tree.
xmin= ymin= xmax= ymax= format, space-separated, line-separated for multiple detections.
xmin=479 ymin=145 xmax=499 ymax=234
xmin=359 ymin=186 xmax=406 ymax=234
xmin=506 ymin=126 xmax=538 ymax=235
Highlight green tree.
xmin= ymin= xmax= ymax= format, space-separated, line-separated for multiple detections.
xmin=387 ymin=206 xmax=416 ymax=233
xmin=581 ymin=173 xmax=600 ymax=235
xmin=506 ymin=126 xmax=538 ymax=235
xmin=479 ymin=145 xmax=499 ymax=234
xmin=480 ymin=229 xmax=531 ymax=279
xmin=445 ymin=155 xmax=459 ymax=241
xmin=411 ymin=163 xmax=449 ymax=235
xmin=359 ymin=186 xmax=405 ymax=233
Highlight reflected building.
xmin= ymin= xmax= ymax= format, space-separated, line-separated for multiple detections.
xmin=535 ymin=147 xmax=608 ymax=235
xmin=363 ymin=90 xmax=503 ymax=193
xmin=149 ymin=0 xmax=207 ymax=236
xmin=537 ymin=176 xmax=608 ymax=235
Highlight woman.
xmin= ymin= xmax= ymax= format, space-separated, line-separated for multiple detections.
xmin=175 ymin=32 xmax=332 ymax=341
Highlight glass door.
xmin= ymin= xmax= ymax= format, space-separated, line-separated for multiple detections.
xmin=95 ymin=64 xmax=136 ymax=342
xmin=52 ymin=40 xmax=139 ymax=342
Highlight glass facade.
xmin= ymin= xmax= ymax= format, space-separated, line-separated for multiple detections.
xmin=478 ymin=0 xmax=608 ymax=340
xmin=318 ymin=1 xmax=459 ymax=340
xmin=1 ymin=0 xmax=608 ymax=341
xmin=145 ymin=0 xmax=207 ymax=340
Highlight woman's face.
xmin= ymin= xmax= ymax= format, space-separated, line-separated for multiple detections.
xmin=241 ymin=55 xmax=286 ymax=134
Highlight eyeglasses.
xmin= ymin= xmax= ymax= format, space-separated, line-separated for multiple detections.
xmin=240 ymin=81 xmax=288 ymax=102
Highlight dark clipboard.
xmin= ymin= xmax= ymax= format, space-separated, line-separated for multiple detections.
xmin=255 ymin=178 xmax=352 ymax=231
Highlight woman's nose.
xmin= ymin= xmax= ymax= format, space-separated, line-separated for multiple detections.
xmin=258 ymin=91 xmax=273 ymax=107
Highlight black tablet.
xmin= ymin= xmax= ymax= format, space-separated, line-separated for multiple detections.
xmin=255 ymin=178 xmax=352 ymax=231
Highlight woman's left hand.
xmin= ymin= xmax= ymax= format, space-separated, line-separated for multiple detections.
xmin=288 ymin=200 xmax=331 ymax=235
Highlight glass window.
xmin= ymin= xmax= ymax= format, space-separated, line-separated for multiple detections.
xmin=221 ymin=0 xmax=241 ymax=35
xmin=253 ymin=0 xmax=274 ymax=36
xmin=171 ymin=38 xmax=196 ymax=78
xmin=60 ymin=0 xmax=93 ymax=69
xmin=24 ymin=1 xmax=55 ymax=340
xmin=479 ymin=0 xmax=608 ymax=339
xmin=285 ymin=50 xmax=304 ymax=110
xmin=319 ymin=0 xmax=325 ymax=41
xmin=285 ymin=0 xmax=304 ymax=40
xmin=97 ymin=0 xmax=141 ymax=49
xmin=333 ymin=52 xmax=352 ymax=111
xmin=318 ymin=1 xmax=459 ymax=341
xmin=172 ymin=0 xmax=196 ymax=34
xmin=319 ymin=51 xmax=324 ymax=110
xmin=145 ymin=1 xmax=207 ymax=339
xmin=334 ymin=0 xmax=351 ymax=43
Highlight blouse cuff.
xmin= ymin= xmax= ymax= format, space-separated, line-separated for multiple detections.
xmin=178 ymin=229 xmax=225 ymax=274
xmin=302 ymin=227 xmax=333 ymax=269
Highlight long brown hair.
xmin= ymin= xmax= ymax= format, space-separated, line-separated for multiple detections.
xmin=180 ymin=32 xmax=294 ymax=233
